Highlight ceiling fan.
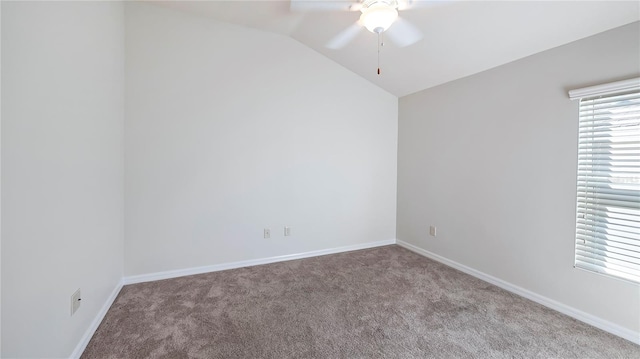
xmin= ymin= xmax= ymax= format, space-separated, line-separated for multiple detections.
xmin=290 ymin=0 xmax=442 ymax=50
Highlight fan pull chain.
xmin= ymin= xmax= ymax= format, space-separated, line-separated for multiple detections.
xmin=377 ymin=32 xmax=382 ymax=75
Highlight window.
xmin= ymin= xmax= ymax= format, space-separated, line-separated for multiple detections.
xmin=569 ymin=78 xmax=640 ymax=283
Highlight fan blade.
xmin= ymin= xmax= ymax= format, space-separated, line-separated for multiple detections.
xmin=385 ymin=17 xmax=422 ymax=47
xmin=326 ymin=21 xmax=363 ymax=49
xmin=398 ymin=0 xmax=457 ymax=11
xmin=290 ymin=0 xmax=361 ymax=12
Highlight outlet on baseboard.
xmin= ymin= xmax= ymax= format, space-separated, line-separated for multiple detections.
xmin=264 ymin=228 xmax=271 ymax=239
xmin=429 ymin=226 xmax=437 ymax=237
xmin=71 ymin=289 xmax=81 ymax=316
xmin=284 ymin=227 xmax=291 ymax=236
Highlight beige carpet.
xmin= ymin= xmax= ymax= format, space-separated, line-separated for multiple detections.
xmin=82 ymin=245 xmax=639 ymax=358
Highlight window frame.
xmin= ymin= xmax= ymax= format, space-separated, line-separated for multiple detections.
xmin=569 ymin=77 xmax=640 ymax=284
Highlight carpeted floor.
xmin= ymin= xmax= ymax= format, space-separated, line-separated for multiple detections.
xmin=82 ymin=245 xmax=640 ymax=358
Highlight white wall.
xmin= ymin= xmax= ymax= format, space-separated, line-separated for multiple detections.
xmin=124 ymin=3 xmax=398 ymax=276
xmin=398 ymin=22 xmax=640 ymax=334
xmin=1 ymin=2 xmax=125 ymax=357
xmin=0 ymin=3 xmax=3 ymax=355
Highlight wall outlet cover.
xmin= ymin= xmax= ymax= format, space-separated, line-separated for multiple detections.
xmin=71 ymin=289 xmax=81 ymax=316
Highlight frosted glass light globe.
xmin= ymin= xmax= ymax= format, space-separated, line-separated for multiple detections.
xmin=360 ymin=6 xmax=398 ymax=34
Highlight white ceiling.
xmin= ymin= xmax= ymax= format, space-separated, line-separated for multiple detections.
xmin=146 ymin=1 xmax=640 ymax=97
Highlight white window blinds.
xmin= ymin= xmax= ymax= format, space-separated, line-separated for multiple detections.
xmin=569 ymin=78 xmax=640 ymax=283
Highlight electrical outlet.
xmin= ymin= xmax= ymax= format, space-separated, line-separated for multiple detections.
xmin=284 ymin=227 xmax=291 ymax=236
xmin=429 ymin=226 xmax=437 ymax=237
xmin=71 ymin=289 xmax=81 ymax=316
xmin=264 ymin=228 xmax=271 ymax=239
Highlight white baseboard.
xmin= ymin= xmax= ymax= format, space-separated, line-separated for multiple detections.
xmin=123 ymin=239 xmax=397 ymax=285
xmin=69 ymin=279 xmax=124 ymax=359
xmin=396 ymin=240 xmax=640 ymax=345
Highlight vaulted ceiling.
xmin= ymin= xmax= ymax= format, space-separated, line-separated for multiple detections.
xmin=146 ymin=0 xmax=640 ymax=97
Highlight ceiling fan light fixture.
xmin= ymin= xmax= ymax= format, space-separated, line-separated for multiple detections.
xmin=360 ymin=6 xmax=398 ymax=33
